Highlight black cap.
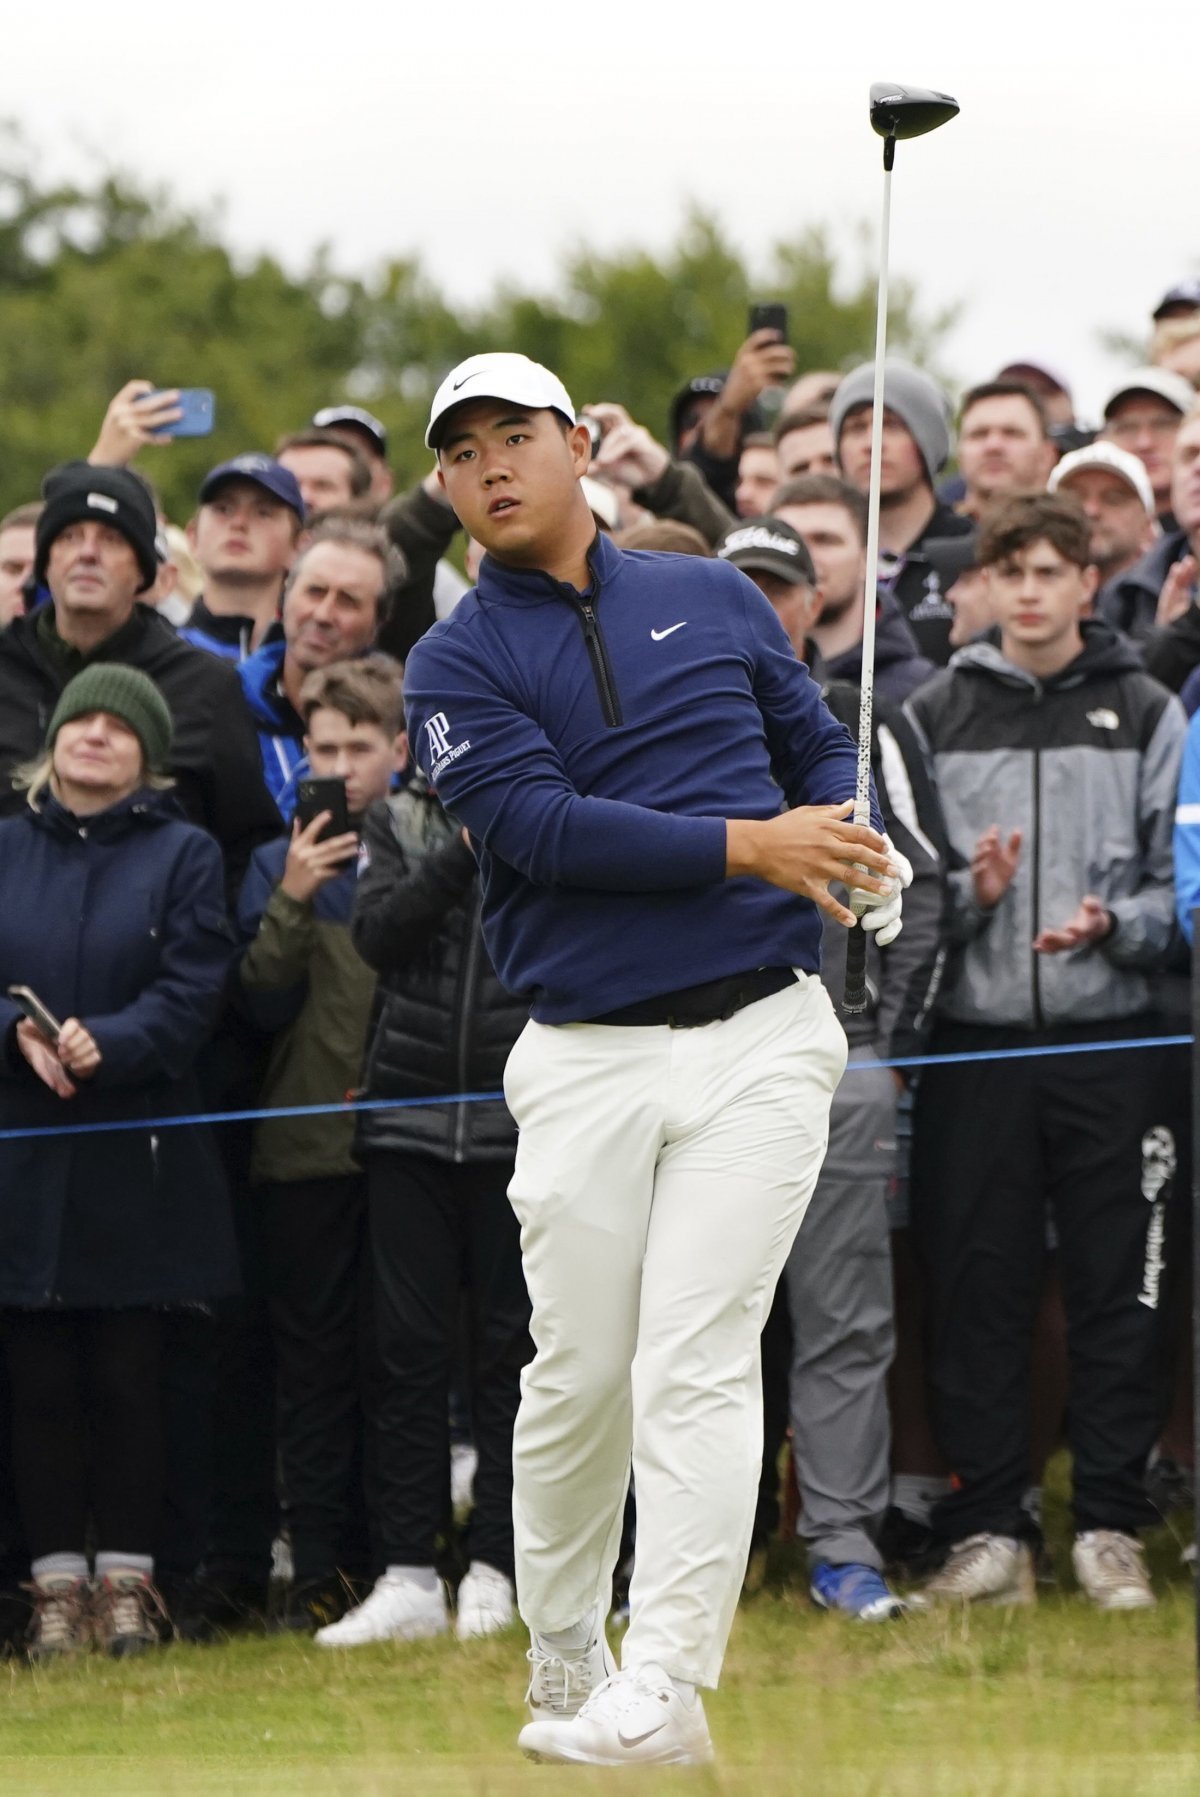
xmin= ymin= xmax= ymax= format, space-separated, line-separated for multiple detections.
xmin=35 ymin=462 xmax=159 ymax=594
xmin=717 ymin=518 xmax=817 ymax=586
xmin=922 ymin=533 xmax=980 ymax=588
xmin=1153 ymin=279 xmax=1200 ymax=322
xmin=312 ymin=405 xmax=388 ymax=458
xmin=199 ymin=453 xmax=305 ymax=520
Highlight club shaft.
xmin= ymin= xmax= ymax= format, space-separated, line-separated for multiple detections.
xmin=855 ymin=158 xmax=892 ymax=829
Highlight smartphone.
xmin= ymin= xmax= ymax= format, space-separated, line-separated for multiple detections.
xmin=583 ymin=415 xmax=604 ymax=457
xmin=7 ymin=985 xmax=62 ymax=1045
xmin=295 ymin=776 xmax=350 ymax=844
xmin=147 ymin=388 xmax=215 ymax=439
xmin=748 ymin=303 xmax=789 ymax=343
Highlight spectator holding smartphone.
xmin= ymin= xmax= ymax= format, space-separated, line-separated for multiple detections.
xmin=313 ymin=762 xmax=532 ymax=1648
xmin=0 ymin=665 xmax=239 ymax=1660
xmin=235 ymin=656 xmax=407 ymax=1633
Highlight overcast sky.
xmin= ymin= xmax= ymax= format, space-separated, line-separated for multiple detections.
xmin=16 ymin=1 xmax=1196 ymax=427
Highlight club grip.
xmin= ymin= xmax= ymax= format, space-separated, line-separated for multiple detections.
xmin=843 ymin=919 xmax=868 ymax=1014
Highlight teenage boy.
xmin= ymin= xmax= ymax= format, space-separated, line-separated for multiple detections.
xmin=906 ymin=493 xmax=1185 ymax=1611
xmin=183 ymin=456 xmax=306 ymax=661
xmin=236 ymin=657 xmax=407 ymax=1632
xmin=404 ymin=352 xmax=909 ymax=1767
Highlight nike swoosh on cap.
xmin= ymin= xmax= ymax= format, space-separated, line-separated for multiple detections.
xmin=451 ymin=373 xmax=479 ymax=392
xmin=650 ymin=623 xmax=687 ymax=641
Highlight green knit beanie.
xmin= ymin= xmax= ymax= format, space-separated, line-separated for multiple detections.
xmin=47 ymin=664 xmax=173 ymax=772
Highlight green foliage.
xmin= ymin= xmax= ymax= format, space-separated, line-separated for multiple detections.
xmin=0 ymin=130 xmax=958 ymax=521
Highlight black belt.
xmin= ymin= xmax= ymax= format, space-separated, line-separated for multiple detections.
xmin=585 ymin=965 xmax=798 ymax=1029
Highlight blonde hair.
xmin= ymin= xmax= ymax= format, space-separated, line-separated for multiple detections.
xmin=16 ymin=753 xmax=173 ymax=813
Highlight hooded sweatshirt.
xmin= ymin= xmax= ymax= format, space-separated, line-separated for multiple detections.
xmin=906 ymin=621 xmax=1184 ymax=1032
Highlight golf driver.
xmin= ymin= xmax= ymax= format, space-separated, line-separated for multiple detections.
xmin=843 ymin=82 xmax=959 ymax=1014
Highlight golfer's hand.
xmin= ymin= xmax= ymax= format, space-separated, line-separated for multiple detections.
xmin=727 ymin=801 xmax=896 ymax=927
xmin=88 ymin=380 xmax=182 ymax=465
xmin=1033 ymin=895 xmax=1113 ymax=955
xmin=16 ymin=1019 xmax=76 ymax=1099
xmin=972 ymin=825 xmax=1022 ymax=909
xmin=850 ymin=838 xmax=913 ymax=947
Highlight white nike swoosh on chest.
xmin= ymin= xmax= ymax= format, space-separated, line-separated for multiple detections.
xmin=650 ymin=622 xmax=687 ymax=641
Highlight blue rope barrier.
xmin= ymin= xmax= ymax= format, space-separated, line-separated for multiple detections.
xmin=0 ymin=1033 xmax=1189 ymax=1143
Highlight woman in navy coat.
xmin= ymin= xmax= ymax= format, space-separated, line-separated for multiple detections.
xmin=0 ymin=664 xmax=239 ymax=1660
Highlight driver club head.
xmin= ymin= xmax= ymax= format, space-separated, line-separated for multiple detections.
xmin=869 ymin=83 xmax=959 ymax=144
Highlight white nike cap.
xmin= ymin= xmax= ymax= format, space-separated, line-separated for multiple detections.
xmin=426 ymin=352 xmax=576 ymax=450
xmin=1048 ymin=440 xmax=1156 ymax=515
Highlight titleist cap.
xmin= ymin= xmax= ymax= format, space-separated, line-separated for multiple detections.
xmin=718 ymin=518 xmax=816 ymax=587
xmin=426 ymin=353 xmax=575 ymax=450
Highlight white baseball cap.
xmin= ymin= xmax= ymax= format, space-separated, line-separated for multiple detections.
xmin=1048 ymin=440 xmax=1156 ymax=515
xmin=1099 ymin=365 xmax=1196 ymax=420
xmin=426 ymin=352 xmax=576 ymax=450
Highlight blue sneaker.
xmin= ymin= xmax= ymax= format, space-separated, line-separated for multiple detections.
xmin=809 ymin=1561 xmax=906 ymax=1621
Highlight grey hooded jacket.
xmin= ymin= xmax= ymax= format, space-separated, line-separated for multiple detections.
xmin=905 ymin=624 xmax=1185 ymax=1031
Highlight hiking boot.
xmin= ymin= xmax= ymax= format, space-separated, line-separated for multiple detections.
xmin=915 ymin=1533 xmax=1035 ymax=1607
xmin=25 ymin=1574 xmax=92 ymax=1661
xmin=1072 ymin=1530 xmax=1155 ymax=1611
xmin=93 ymin=1570 xmax=168 ymax=1659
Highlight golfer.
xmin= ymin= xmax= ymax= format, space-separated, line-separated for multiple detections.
xmin=404 ymin=353 xmax=908 ymax=1766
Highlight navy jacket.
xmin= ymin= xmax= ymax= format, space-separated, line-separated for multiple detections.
xmin=0 ymin=791 xmax=240 ymax=1308
xmin=238 ymin=637 xmax=306 ymax=817
xmin=404 ymin=532 xmax=879 ymax=1023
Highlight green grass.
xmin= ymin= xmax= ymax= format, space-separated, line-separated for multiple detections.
xmin=3 ymin=1480 xmax=1199 ymax=1795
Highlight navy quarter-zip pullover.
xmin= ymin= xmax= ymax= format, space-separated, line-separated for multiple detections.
xmin=404 ymin=532 xmax=880 ymax=1022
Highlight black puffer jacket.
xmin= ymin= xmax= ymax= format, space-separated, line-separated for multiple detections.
xmin=351 ymin=778 xmax=526 ymax=1162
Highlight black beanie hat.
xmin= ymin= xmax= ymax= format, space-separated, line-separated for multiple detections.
xmin=35 ymin=462 xmax=159 ymax=594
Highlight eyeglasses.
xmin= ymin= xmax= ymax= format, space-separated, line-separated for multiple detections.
xmin=1105 ymin=415 xmax=1180 ymax=441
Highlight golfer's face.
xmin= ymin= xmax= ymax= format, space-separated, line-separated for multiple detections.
xmin=438 ymin=401 xmax=587 ymax=562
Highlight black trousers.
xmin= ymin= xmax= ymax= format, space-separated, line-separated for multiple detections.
xmin=3 ymin=1309 xmax=164 ymax=1562
xmin=260 ymin=1173 xmax=374 ymax=1584
xmin=911 ymin=1029 xmax=1173 ymax=1542
xmin=367 ymin=1152 xmax=532 ymax=1579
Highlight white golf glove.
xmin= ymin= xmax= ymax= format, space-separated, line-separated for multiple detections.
xmin=851 ymin=836 xmax=913 ymax=948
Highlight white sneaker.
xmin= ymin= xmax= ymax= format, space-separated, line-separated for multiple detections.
xmin=524 ymin=1608 xmax=618 ymax=1722
xmin=1072 ymin=1530 xmax=1156 ymax=1610
xmin=519 ymin=1666 xmax=714 ymax=1766
xmin=455 ymin=1562 xmax=515 ymax=1640
xmin=916 ymin=1534 xmax=1035 ymax=1607
xmin=314 ymin=1569 xmax=448 ymax=1648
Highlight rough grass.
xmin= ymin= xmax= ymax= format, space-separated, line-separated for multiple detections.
xmin=2 ymin=1468 xmax=1198 ymax=1796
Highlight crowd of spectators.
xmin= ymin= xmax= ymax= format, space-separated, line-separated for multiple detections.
xmin=2 ymin=272 xmax=1200 ymax=1657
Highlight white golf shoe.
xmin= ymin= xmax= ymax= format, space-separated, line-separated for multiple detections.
xmin=1072 ymin=1530 xmax=1156 ymax=1610
xmin=524 ymin=1607 xmax=617 ymax=1723
xmin=519 ymin=1664 xmax=715 ymax=1766
xmin=314 ymin=1568 xmax=448 ymax=1647
xmin=455 ymin=1562 xmax=515 ymax=1640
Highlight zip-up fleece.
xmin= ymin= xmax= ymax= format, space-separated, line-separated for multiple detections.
xmin=403 ymin=531 xmax=879 ymax=1023
xmin=906 ymin=622 xmax=1184 ymax=1031
xmin=238 ymin=637 xmax=305 ymax=816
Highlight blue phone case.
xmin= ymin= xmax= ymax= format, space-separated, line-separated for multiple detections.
xmin=151 ymin=388 xmax=215 ymax=438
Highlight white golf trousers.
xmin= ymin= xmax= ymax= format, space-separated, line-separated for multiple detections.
xmin=504 ymin=970 xmax=846 ymax=1687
